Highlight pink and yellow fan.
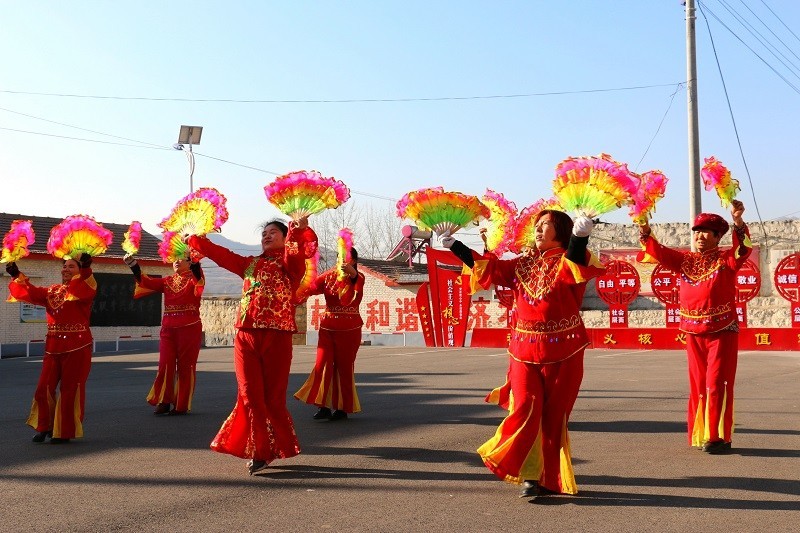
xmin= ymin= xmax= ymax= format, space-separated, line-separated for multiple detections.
xmin=47 ymin=214 xmax=113 ymax=259
xmin=159 ymin=187 xmax=229 ymax=236
xmin=701 ymin=157 xmax=740 ymax=208
xmin=510 ymin=198 xmax=564 ymax=253
xmin=553 ymin=153 xmax=638 ymax=218
xmin=264 ymin=170 xmax=350 ymax=220
xmin=121 ymin=221 xmax=143 ymax=255
xmin=336 ymin=228 xmax=354 ymax=282
xmin=479 ymin=189 xmax=518 ymax=255
xmin=1 ymin=219 xmax=35 ymax=263
xmin=396 ymin=187 xmax=490 ymax=237
xmin=628 ymin=170 xmax=668 ymax=225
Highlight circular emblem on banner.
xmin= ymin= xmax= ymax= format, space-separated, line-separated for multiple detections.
xmin=650 ymin=264 xmax=681 ymax=305
xmin=735 ymin=258 xmax=760 ymax=304
xmin=774 ymin=252 xmax=800 ymax=303
xmin=595 ymin=260 xmax=641 ymax=305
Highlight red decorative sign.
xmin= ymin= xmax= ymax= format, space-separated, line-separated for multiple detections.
xmin=415 ymin=282 xmax=435 ymax=347
xmin=774 ymin=252 xmax=800 ymax=327
xmin=595 ymin=260 xmax=641 ymax=328
xmin=425 ymin=248 xmax=472 ymax=346
xmin=650 ymin=264 xmax=681 ymax=328
xmin=734 ymin=258 xmax=761 ymax=328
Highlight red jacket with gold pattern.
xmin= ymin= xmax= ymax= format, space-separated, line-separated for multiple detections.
xmin=188 ymin=227 xmax=317 ymax=332
xmin=474 ymin=247 xmax=604 ymax=364
xmin=7 ymin=268 xmax=96 ymax=355
xmin=640 ymin=224 xmax=752 ymax=334
xmin=306 ymin=269 xmax=365 ymax=330
xmin=134 ymin=270 xmax=204 ymax=328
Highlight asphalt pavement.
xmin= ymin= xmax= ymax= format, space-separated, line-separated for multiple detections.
xmin=0 ymin=344 xmax=798 ymax=532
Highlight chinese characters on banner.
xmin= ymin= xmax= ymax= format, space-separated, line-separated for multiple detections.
xmin=424 ymin=247 xmax=471 ymax=347
xmin=651 ymin=264 xmax=681 ymax=328
xmin=734 ymin=259 xmax=760 ymax=327
xmin=595 ymin=260 xmax=641 ymax=328
xmin=774 ymin=252 xmax=800 ymax=328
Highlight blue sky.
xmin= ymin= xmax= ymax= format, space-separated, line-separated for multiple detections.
xmin=2 ymin=1 xmax=799 ymax=246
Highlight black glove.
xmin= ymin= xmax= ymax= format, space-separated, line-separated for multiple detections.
xmin=79 ymin=253 xmax=92 ymax=269
xmin=189 ymin=261 xmax=203 ymax=281
xmin=5 ymin=261 xmax=20 ymax=278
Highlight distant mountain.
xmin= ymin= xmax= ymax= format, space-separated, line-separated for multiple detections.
xmin=200 ymin=234 xmax=261 ymax=296
xmin=200 ymin=233 xmax=336 ymax=296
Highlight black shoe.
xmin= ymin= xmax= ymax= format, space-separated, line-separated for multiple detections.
xmin=32 ymin=431 xmax=51 ymax=443
xmin=329 ymin=410 xmax=348 ymax=421
xmin=50 ymin=438 xmax=71 ymax=444
xmin=168 ymin=409 xmax=188 ymax=416
xmin=702 ymin=440 xmax=732 ymax=454
xmin=247 ymin=459 xmax=268 ymax=475
xmin=519 ymin=480 xmax=538 ymax=499
xmin=154 ymin=403 xmax=171 ymax=415
xmin=313 ymin=407 xmax=332 ymax=420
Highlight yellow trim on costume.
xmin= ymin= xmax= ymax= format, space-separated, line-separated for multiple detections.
xmin=692 ymin=402 xmax=705 ymax=447
xmin=735 ymin=234 xmax=753 ymax=259
xmin=464 ymin=259 xmax=489 ymax=295
xmin=559 ymin=415 xmax=578 ymax=494
xmin=562 ymin=252 xmax=604 ymax=284
xmin=26 ymin=398 xmax=40 ymax=430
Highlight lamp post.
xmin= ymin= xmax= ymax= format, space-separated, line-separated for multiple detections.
xmin=173 ymin=125 xmax=203 ymax=193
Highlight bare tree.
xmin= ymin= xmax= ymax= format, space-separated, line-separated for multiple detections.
xmin=312 ymin=200 xmax=405 ymax=267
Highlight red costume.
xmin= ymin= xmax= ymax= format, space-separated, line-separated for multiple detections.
xmin=8 ymin=269 xmax=97 ymax=440
xmin=295 ymin=269 xmax=365 ymax=413
xmin=188 ymin=226 xmax=317 ymax=464
xmin=466 ymin=245 xmax=603 ymax=494
xmin=640 ymin=223 xmax=751 ymax=447
xmin=134 ymin=269 xmax=204 ymax=413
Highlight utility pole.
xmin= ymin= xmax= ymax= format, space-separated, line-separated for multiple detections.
xmin=686 ymin=0 xmax=702 ymax=248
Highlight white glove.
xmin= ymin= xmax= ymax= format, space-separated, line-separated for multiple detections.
xmin=440 ymin=231 xmax=455 ymax=249
xmin=123 ymin=254 xmax=138 ymax=267
xmin=573 ymin=216 xmax=594 ymax=237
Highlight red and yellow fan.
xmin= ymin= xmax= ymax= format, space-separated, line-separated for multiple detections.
xmin=47 ymin=214 xmax=113 ymax=259
xmin=264 ymin=170 xmax=350 ymax=220
xmin=553 ymin=153 xmax=638 ymax=218
xmin=701 ymin=156 xmax=740 ymax=208
xmin=396 ymin=187 xmax=490 ymax=237
xmin=336 ymin=228 xmax=354 ymax=282
xmin=159 ymin=187 xmax=229 ymax=236
xmin=121 ymin=221 xmax=143 ymax=255
xmin=479 ymin=189 xmax=518 ymax=255
xmin=628 ymin=170 xmax=668 ymax=225
xmin=1 ymin=219 xmax=35 ymax=263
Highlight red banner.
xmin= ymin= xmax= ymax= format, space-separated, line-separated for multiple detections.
xmin=415 ymin=282 xmax=436 ymax=347
xmin=425 ymin=248 xmax=472 ymax=347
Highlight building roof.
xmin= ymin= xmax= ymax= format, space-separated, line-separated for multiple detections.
xmin=0 ymin=212 xmax=163 ymax=261
xmin=358 ymin=257 xmax=458 ymax=286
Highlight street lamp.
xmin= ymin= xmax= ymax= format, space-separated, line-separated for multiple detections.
xmin=173 ymin=125 xmax=203 ymax=193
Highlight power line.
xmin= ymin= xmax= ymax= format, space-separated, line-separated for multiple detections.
xmin=634 ymin=83 xmax=685 ymax=171
xmin=698 ymin=1 xmax=800 ymax=94
xmin=698 ymin=2 xmax=769 ymax=248
xmin=0 ymin=125 xmax=172 ymax=150
xmin=758 ymin=0 xmax=800 ymax=46
xmin=0 ymin=83 xmax=683 ymax=104
xmin=735 ymin=0 xmax=800 ymax=65
xmin=714 ymin=0 xmax=800 ymax=79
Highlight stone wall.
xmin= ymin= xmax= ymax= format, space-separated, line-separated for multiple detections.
xmin=199 ymin=296 xmax=307 ymax=347
xmin=583 ymin=219 xmax=800 ymax=328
